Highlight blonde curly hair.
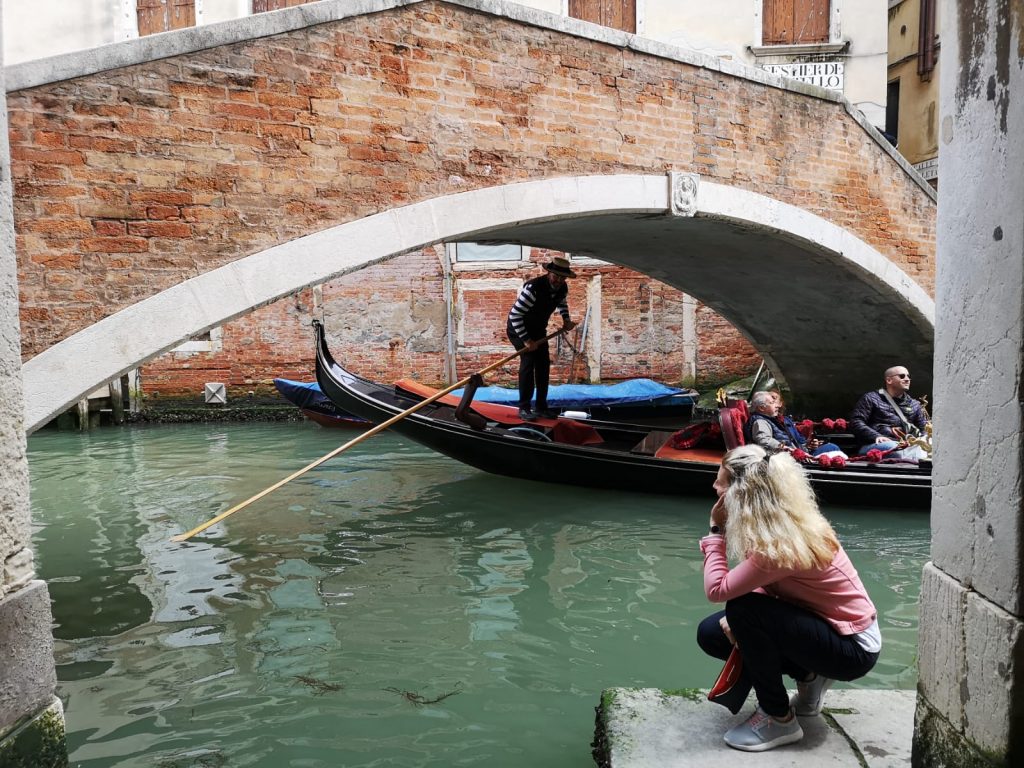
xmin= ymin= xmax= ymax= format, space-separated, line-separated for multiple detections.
xmin=720 ymin=444 xmax=839 ymax=570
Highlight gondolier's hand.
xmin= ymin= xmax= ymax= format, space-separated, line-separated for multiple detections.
xmin=524 ymin=339 xmax=541 ymax=352
xmin=561 ymin=320 xmax=576 ymax=332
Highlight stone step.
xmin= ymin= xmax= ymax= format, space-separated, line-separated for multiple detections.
xmin=593 ymin=688 xmax=915 ymax=767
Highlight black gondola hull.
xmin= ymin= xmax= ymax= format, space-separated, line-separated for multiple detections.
xmin=314 ymin=323 xmax=930 ymax=507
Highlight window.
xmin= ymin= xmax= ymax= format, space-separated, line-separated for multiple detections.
xmin=454 ymin=243 xmax=525 ymax=263
xmin=136 ymin=0 xmax=195 ymax=36
xmin=885 ymin=79 xmax=900 ymax=146
xmin=171 ymin=327 xmax=223 ymax=354
xmin=762 ymin=0 xmax=829 ymax=46
xmin=568 ymin=0 xmax=636 ymax=34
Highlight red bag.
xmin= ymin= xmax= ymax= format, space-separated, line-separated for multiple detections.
xmin=708 ymin=646 xmax=751 ymax=714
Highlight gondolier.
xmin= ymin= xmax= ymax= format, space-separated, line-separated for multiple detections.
xmin=506 ymin=256 xmax=577 ymax=420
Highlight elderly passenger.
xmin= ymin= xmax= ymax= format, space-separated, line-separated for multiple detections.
xmin=746 ymin=391 xmax=844 ymax=458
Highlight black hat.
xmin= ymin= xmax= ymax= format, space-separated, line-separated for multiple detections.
xmin=544 ymin=256 xmax=576 ymax=278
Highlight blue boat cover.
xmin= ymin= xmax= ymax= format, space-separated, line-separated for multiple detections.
xmin=276 ymin=377 xmax=694 ymax=412
xmin=273 ymin=378 xmax=336 ymax=410
xmin=451 ymin=378 xmax=694 ymax=408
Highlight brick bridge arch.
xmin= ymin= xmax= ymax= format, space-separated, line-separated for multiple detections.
xmin=21 ymin=174 xmax=932 ymax=431
xmin=7 ymin=0 xmax=935 ymax=430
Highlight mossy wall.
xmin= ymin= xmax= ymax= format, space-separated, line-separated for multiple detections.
xmin=912 ymin=695 xmax=1008 ymax=768
xmin=0 ymin=699 xmax=68 ymax=768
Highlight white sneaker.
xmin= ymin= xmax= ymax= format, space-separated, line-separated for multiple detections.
xmin=723 ymin=707 xmax=803 ymax=752
xmin=791 ymin=674 xmax=834 ymax=716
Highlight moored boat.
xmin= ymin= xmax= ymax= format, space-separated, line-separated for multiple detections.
xmin=449 ymin=379 xmax=698 ymax=421
xmin=313 ymin=322 xmax=930 ymax=507
xmin=273 ymin=377 xmax=370 ymax=428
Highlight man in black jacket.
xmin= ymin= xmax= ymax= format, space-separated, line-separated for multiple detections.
xmin=849 ymin=366 xmax=929 ymax=457
xmin=506 ymin=256 xmax=577 ymax=420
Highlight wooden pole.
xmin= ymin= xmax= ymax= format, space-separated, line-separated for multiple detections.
xmin=172 ymin=328 xmax=565 ymax=543
xmin=109 ymin=378 xmax=125 ymax=425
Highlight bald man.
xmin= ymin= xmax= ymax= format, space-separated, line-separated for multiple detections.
xmin=849 ymin=366 xmax=928 ymax=457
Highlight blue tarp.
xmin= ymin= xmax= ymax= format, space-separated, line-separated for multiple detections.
xmin=276 ymin=377 xmax=695 ymax=411
xmin=273 ymin=378 xmax=336 ymax=411
xmin=451 ymin=378 xmax=694 ymax=408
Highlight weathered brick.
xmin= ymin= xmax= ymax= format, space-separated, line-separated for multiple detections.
xmin=127 ymin=221 xmax=192 ymax=238
xmin=80 ymin=236 xmax=149 ymax=253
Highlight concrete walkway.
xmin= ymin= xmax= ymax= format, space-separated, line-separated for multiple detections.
xmin=594 ymin=688 xmax=915 ymax=767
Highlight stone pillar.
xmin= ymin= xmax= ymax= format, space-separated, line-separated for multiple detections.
xmin=914 ymin=1 xmax=1024 ymax=766
xmin=0 ymin=2 xmax=67 ymax=765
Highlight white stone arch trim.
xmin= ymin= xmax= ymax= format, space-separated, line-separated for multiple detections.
xmin=21 ymin=174 xmax=934 ymax=433
xmin=696 ymin=181 xmax=935 ymax=337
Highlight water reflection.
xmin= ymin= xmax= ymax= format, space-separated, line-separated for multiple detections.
xmin=28 ymin=423 xmax=930 ymax=767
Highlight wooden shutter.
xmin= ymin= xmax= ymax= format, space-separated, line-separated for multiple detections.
xmin=762 ymin=0 xmax=828 ymax=45
xmin=253 ymin=0 xmax=315 ymax=12
xmin=137 ymin=0 xmax=195 ymax=36
xmin=793 ymin=0 xmax=829 ymax=43
xmin=568 ymin=0 xmax=636 ymax=34
xmin=762 ymin=0 xmax=793 ymax=45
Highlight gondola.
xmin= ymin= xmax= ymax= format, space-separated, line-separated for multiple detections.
xmin=314 ymin=322 xmax=930 ymax=507
xmin=273 ymin=377 xmax=370 ymax=428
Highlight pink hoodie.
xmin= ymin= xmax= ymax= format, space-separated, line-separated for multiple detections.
xmin=700 ymin=534 xmax=877 ymax=635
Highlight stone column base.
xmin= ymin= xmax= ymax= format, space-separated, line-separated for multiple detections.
xmin=0 ymin=697 xmax=67 ymax=768
xmin=913 ymin=695 xmax=1005 ymax=768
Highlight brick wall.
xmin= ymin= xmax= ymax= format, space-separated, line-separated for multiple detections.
xmin=140 ymin=243 xmax=756 ymax=404
xmin=9 ymin=1 xmax=931 ymax=398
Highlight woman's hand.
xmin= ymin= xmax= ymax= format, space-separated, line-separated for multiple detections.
xmin=710 ymin=497 xmax=727 ymax=530
xmin=719 ymin=616 xmax=736 ymax=646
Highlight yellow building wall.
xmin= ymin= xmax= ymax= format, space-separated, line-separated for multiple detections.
xmin=887 ymin=0 xmax=939 ymax=168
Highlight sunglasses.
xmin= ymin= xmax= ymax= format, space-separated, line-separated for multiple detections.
xmin=892 ymin=373 xmax=911 ymax=379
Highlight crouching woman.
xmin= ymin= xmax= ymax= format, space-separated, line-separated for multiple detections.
xmin=697 ymin=445 xmax=881 ymax=752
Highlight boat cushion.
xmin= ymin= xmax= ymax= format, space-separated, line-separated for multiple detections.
xmin=551 ymin=420 xmax=605 ymax=446
xmin=719 ymin=403 xmax=748 ymax=450
xmin=668 ymin=421 xmax=723 ymax=450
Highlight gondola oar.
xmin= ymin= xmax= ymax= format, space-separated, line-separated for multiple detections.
xmin=171 ymin=328 xmax=566 ymax=542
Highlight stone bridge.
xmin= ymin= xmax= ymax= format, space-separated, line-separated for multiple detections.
xmin=5 ymin=0 xmax=936 ymax=432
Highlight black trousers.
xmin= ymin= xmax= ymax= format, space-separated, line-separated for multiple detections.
xmin=696 ymin=592 xmax=879 ymax=717
xmin=507 ymin=323 xmax=551 ymax=411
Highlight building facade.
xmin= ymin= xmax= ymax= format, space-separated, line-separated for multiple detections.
xmin=885 ymin=0 xmax=939 ymax=187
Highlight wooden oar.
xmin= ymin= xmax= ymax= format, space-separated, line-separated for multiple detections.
xmin=171 ymin=328 xmax=565 ymax=542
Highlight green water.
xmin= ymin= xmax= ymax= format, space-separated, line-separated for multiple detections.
xmin=27 ymin=423 xmax=929 ymax=768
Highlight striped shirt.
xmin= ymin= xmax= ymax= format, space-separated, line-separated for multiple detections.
xmin=507 ymin=275 xmax=571 ymax=342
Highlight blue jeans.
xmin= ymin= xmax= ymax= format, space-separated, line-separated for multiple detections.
xmin=858 ymin=441 xmax=927 ymax=460
xmin=697 ymin=593 xmax=878 ymax=717
xmin=858 ymin=440 xmax=898 ymax=455
xmin=812 ymin=442 xmax=843 ymax=456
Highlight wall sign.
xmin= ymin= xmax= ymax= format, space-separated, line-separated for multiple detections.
xmin=760 ymin=61 xmax=844 ymax=92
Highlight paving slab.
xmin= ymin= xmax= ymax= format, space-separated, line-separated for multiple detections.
xmin=593 ymin=688 xmax=915 ymax=768
xmin=827 ymin=690 xmax=916 ymax=767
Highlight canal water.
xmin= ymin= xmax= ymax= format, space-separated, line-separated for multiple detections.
xmin=27 ymin=423 xmax=929 ymax=768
